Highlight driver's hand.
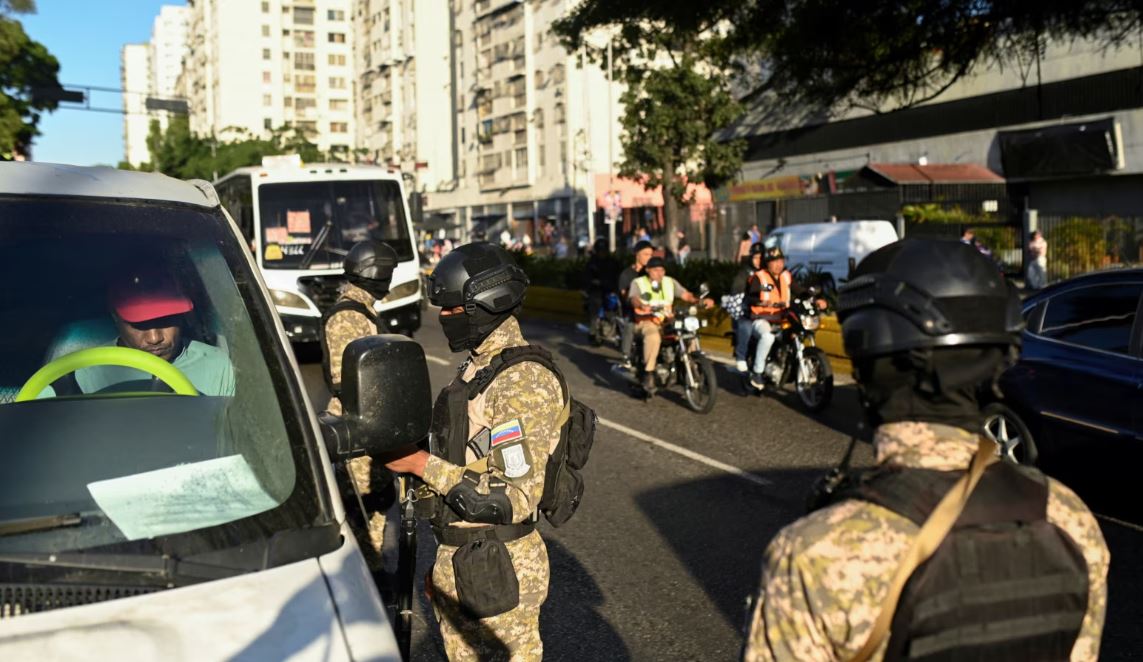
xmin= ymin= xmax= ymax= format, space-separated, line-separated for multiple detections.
xmin=815 ymin=298 xmax=829 ymax=310
xmin=381 ymin=447 xmax=430 ymax=477
xmin=701 ymin=298 xmax=715 ymax=309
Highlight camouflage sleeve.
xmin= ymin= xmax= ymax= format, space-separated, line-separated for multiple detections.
xmin=482 ymin=362 xmax=564 ymax=523
xmin=323 ymin=309 xmax=365 ymax=389
xmin=1046 ymin=479 xmax=1110 ymax=662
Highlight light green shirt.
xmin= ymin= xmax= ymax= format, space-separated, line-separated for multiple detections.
xmin=62 ymin=340 xmax=235 ymax=397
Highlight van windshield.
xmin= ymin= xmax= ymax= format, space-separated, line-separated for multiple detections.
xmin=258 ymin=179 xmax=412 ymax=269
xmin=0 ymin=197 xmax=329 ymax=568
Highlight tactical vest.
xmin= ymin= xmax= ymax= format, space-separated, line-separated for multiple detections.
xmin=320 ymin=298 xmax=381 ymax=396
xmin=824 ymin=461 xmax=1089 ymax=661
xmin=633 ymin=276 xmax=675 ymax=322
xmin=423 ymin=345 xmax=596 ymax=538
xmin=749 ymin=270 xmax=790 ymax=320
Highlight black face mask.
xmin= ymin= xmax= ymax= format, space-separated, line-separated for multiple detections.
xmin=440 ymin=314 xmax=472 ymax=353
xmin=440 ymin=309 xmax=513 ymax=353
xmin=347 ymin=274 xmax=392 ymax=301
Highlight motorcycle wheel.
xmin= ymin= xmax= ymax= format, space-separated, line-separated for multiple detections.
xmin=795 ymin=347 xmax=833 ymax=413
xmin=683 ymin=354 xmax=718 ymax=414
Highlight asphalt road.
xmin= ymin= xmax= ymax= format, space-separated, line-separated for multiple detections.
xmin=297 ymin=312 xmax=1143 ymax=661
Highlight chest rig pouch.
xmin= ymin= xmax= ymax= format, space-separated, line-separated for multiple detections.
xmin=821 ymin=462 xmax=1089 ymax=661
xmin=420 ymin=345 xmax=597 ymax=531
xmin=319 ymin=299 xmax=381 ymax=396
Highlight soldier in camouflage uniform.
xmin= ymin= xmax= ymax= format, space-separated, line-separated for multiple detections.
xmin=385 ymin=243 xmax=563 ymax=661
xmin=744 ymin=239 xmax=1109 ymax=661
xmin=320 ymin=240 xmax=398 ymax=565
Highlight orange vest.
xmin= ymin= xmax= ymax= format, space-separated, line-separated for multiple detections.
xmin=749 ymin=270 xmax=791 ymax=320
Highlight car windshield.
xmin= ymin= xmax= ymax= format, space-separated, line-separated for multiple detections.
xmin=0 ymin=197 xmax=328 ymax=567
xmin=258 ymin=178 xmax=412 ymax=269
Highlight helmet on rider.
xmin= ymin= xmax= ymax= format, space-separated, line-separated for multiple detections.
xmin=428 ymin=242 xmax=529 ymax=352
xmin=344 ymin=240 xmax=398 ymax=299
xmin=837 ymin=238 xmax=1023 ymax=430
xmin=593 ymin=237 xmax=609 ymax=255
xmin=763 ymin=246 xmax=785 ymax=264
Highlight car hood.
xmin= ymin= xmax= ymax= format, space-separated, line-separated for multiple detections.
xmin=0 ymin=557 xmax=357 ymax=661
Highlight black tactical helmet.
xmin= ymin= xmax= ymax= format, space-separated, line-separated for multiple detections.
xmin=837 ymin=238 xmax=1022 ymax=360
xmin=344 ymin=240 xmax=398 ymax=299
xmin=429 ymin=242 xmax=529 ymax=351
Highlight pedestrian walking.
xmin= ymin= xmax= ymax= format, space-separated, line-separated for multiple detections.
xmin=736 ymin=231 xmax=753 ymax=265
xmin=320 ymin=240 xmax=400 ymax=571
xmin=384 ymin=243 xmax=592 ymax=661
xmin=1027 ymin=229 xmax=1048 ymax=290
xmin=676 ymin=230 xmax=691 ymax=265
xmin=743 ymin=238 xmax=1109 ymax=661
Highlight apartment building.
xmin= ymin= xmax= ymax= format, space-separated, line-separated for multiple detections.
xmin=425 ymin=0 xmax=625 ymax=244
xmin=120 ymin=44 xmax=152 ymax=167
xmin=184 ymin=0 xmax=356 ymax=157
xmin=353 ymin=0 xmax=453 ymax=192
xmin=149 ymin=5 xmax=191 ymax=134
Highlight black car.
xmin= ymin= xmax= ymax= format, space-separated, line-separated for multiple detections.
xmin=985 ymin=268 xmax=1143 ymax=517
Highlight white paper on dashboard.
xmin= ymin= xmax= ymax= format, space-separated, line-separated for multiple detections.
xmin=87 ymin=455 xmax=279 ymax=541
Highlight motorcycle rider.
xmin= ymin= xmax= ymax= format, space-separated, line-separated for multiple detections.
xmin=585 ymin=238 xmax=620 ymax=345
xmin=730 ymin=242 xmax=766 ymax=373
xmin=627 ymin=256 xmax=712 ymax=394
xmin=616 ymin=240 xmax=654 ymax=370
xmin=744 ymin=243 xmax=793 ymax=390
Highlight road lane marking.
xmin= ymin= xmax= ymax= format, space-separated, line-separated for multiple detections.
xmin=426 ymin=353 xmax=770 ymax=487
xmin=598 ymin=417 xmax=773 ymax=487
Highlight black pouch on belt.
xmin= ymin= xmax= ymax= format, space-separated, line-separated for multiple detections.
xmin=452 ymin=537 xmax=520 ymax=619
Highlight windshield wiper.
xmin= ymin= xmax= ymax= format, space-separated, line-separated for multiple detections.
xmin=299 ymin=218 xmax=335 ymax=270
xmin=0 ymin=513 xmax=83 ymax=538
xmin=0 ymin=550 xmax=247 ymax=581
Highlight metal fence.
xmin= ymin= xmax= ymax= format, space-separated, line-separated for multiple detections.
xmin=1038 ymin=215 xmax=1143 ymax=283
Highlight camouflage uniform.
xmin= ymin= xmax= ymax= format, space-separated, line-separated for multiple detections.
xmin=743 ymin=422 xmax=1109 ymax=662
xmin=422 ymin=316 xmax=564 ymax=661
xmin=322 ymin=282 xmax=388 ymax=558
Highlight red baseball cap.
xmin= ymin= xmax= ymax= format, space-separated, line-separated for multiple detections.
xmin=109 ymin=269 xmax=194 ymax=323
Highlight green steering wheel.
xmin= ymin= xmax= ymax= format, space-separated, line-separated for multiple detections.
xmin=16 ymin=346 xmax=199 ymax=402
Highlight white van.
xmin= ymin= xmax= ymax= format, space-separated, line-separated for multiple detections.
xmin=214 ymin=158 xmax=423 ymax=341
xmin=768 ymin=220 xmax=899 ymax=288
xmin=0 ymin=163 xmax=432 ymax=660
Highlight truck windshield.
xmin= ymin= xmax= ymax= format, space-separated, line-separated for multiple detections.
xmin=258 ymin=179 xmax=412 ymax=269
xmin=0 ymin=197 xmax=330 ymax=569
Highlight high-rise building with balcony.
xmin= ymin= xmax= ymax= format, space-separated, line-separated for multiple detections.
xmin=424 ymin=0 xmax=625 ymax=244
xmin=120 ymin=43 xmax=152 ymax=167
xmin=353 ymin=0 xmax=453 ymax=193
xmin=183 ymin=0 xmax=356 ymax=158
xmin=149 ymin=5 xmax=191 ymax=134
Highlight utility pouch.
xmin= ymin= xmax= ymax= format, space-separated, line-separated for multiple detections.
xmin=539 ymin=462 xmax=585 ymax=527
xmin=452 ymin=537 xmax=520 ymax=619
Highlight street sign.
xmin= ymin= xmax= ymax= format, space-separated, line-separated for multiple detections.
xmin=32 ymin=87 xmax=85 ymax=104
xmin=145 ymin=97 xmax=190 ymax=114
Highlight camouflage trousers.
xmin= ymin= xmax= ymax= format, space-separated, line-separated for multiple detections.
xmin=347 ymin=455 xmax=387 ymax=559
xmin=430 ymin=530 xmax=549 ymax=661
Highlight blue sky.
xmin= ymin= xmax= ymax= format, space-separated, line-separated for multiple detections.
xmin=19 ymin=0 xmax=185 ymax=166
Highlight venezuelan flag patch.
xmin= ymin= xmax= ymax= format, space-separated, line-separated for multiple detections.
xmin=490 ymin=419 xmax=525 ymax=447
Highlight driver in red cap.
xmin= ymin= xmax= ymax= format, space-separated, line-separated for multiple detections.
xmin=71 ymin=269 xmax=235 ymax=396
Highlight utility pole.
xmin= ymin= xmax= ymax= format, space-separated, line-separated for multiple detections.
xmin=606 ymin=37 xmax=616 ymax=254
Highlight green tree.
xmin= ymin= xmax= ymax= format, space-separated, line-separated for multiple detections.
xmin=0 ymin=0 xmax=63 ymax=160
xmin=557 ymin=1 xmax=1143 ymax=115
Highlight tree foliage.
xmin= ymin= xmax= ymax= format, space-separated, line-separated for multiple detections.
xmin=134 ymin=116 xmax=336 ymax=180
xmin=557 ymin=0 xmax=1143 ymax=116
xmin=0 ymin=0 xmax=62 ymax=160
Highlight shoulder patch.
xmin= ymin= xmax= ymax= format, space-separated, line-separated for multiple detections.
xmin=499 ymin=443 xmax=532 ymax=479
xmin=491 ymin=419 xmax=525 ymax=447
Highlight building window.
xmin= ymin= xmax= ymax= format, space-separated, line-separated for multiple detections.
xmin=264 ymin=118 xmax=273 ymax=129
xmin=262 ymin=48 xmax=271 ymax=60
xmin=262 ymin=25 xmax=270 ymax=37
xmin=261 ymin=1 xmax=269 ymax=13
xmin=329 ymin=98 xmax=348 ymax=111
xmin=331 ymin=122 xmax=348 ymax=133
xmin=284 ymin=96 xmax=293 ymax=107
xmin=296 ymin=97 xmax=316 ymax=110
xmin=328 ymin=53 xmax=346 ymax=66
xmin=538 ymin=144 xmax=545 ymax=171
xmin=262 ymin=71 xmax=272 ymax=84
xmin=328 ymin=32 xmax=346 ymax=44
xmin=295 ymin=75 xmax=316 ymax=94
xmin=294 ymin=52 xmax=315 ymax=71
xmin=327 ymin=9 xmax=345 ymax=20
xmin=263 ymin=94 xmax=272 ymax=106
xmin=329 ymin=76 xmax=346 ymax=89
xmin=535 ymin=69 xmax=545 ymax=87
xmin=293 ymin=30 xmax=315 ymax=49
xmin=293 ymin=7 xmax=314 ymax=24
xmin=515 ymin=147 xmax=528 ymax=172
xmin=296 ymin=121 xmax=317 ymax=136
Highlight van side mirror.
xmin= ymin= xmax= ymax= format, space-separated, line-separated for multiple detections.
xmin=320 ymin=335 xmax=432 ymax=459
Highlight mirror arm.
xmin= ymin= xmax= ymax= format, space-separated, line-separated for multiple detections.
xmin=319 ymin=412 xmax=365 ymax=461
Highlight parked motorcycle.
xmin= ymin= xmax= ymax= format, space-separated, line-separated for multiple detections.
xmin=618 ymin=290 xmax=718 ymax=414
xmin=741 ymin=290 xmax=834 ymax=413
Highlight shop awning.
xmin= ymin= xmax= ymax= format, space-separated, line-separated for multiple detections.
xmin=867 ymin=163 xmax=1004 ymax=184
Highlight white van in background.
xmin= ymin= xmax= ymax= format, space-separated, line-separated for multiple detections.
xmin=214 ymin=157 xmax=423 ymax=342
xmin=768 ymin=220 xmax=899 ymax=289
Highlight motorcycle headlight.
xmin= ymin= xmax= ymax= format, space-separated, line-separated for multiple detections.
xmin=684 ymin=316 xmax=701 ymax=332
xmin=381 ymin=279 xmax=420 ymax=303
xmin=688 ymin=305 xmax=698 ymax=316
xmin=800 ymin=314 xmax=821 ymax=331
xmin=271 ymin=289 xmax=312 ymax=311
